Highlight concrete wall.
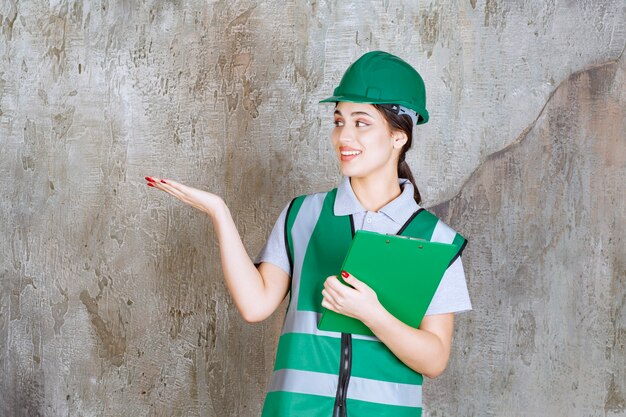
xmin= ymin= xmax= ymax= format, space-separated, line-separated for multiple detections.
xmin=1 ymin=1 xmax=624 ymax=416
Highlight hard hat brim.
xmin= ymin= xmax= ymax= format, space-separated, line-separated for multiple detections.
xmin=319 ymin=95 xmax=429 ymax=125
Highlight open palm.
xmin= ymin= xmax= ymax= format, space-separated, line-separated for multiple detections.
xmin=145 ymin=176 xmax=222 ymax=215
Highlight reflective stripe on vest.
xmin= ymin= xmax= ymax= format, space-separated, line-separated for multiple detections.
xmin=261 ymin=188 xmax=467 ymax=417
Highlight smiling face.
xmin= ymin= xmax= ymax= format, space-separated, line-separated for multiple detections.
xmin=331 ymin=102 xmax=407 ymax=179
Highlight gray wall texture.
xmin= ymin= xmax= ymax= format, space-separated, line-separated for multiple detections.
xmin=1 ymin=1 xmax=624 ymax=416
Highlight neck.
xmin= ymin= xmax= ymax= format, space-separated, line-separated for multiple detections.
xmin=350 ymin=173 xmax=402 ymax=212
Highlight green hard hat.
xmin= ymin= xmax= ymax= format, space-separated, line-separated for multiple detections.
xmin=320 ymin=50 xmax=429 ymax=125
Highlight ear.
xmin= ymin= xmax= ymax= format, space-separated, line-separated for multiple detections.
xmin=392 ymin=131 xmax=408 ymax=150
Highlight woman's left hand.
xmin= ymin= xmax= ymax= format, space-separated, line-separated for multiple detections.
xmin=321 ymin=271 xmax=382 ymax=323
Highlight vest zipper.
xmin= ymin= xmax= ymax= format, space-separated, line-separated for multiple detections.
xmin=333 ymin=214 xmax=355 ymax=417
xmin=333 ymin=333 xmax=352 ymax=417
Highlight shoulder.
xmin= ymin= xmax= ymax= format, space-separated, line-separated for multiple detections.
xmin=285 ymin=188 xmax=336 ymax=219
xmin=291 ymin=188 xmax=335 ymax=202
xmin=404 ymin=208 xmax=468 ymax=254
xmin=423 ymin=209 xmax=464 ymax=238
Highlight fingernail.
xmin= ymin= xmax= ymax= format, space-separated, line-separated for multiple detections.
xmin=145 ymin=176 xmax=154 ymax=182
xmin=341 ymin=271 xmax=348 ymax=278
xmin=147 ymin=183 xmax=154 ymax=187
xmin=161 ymin=179 xmax=167 ymax=184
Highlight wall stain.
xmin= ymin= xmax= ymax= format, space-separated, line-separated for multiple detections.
xmin=605 ymin=237 xmax=626 ymax=413
xmin=1 ymin=0 xmax=18 ymax=42
xmin=20 ymin=118 xmax=39 ymax=172
xmin=168 ymin=307 xmax=194 ymax=339
xmin=418 ymin=5 xmax=440 ymax=59
xmin=79 ymin=278 xmax=128 ymax=367
xmin=605 ymin=373 xmax=626 ymax=413
xmin=51 ymin=106 xmax=75 ymax=141
xmin=215 ymin=4 xmax=264 ymax=121
xmin=3 ymin=374 xmax=44 ymax=417
xmin=42 ymin=13 xmax=68 ymax=82
xmin=484 ymin=0 xmax=509 ymax=30
xmin=226 ymin=5 xmax=256 ymax=30
xmin=514 ymin=310 xmax=536 ymax=366
xmin=51 ymin=286 xmax=69 ymax=335
xmin=10 ymin=275 xmax=35 ymax=322
xmin=0 ymin=73 xmax=6 ymax=114
xmin=37 ymin=89 xmax=48 ymax=105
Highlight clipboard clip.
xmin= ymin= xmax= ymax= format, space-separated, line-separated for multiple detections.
xmin=386 ymin=234 xmax=426 ymax=241
xmin=384 ymin=234 xmax=426 ymax=248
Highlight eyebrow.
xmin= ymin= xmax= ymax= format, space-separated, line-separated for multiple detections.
xmin=334 ymin=110 xmax=374 ymax=118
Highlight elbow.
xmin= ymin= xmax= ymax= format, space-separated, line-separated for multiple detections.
xmin=241 ymin=314 xmax=265 ymax=324
xmin=422 ymin=366 xmax=446 ymax=379
xmin=421 ymin=359 xmax=449 ymax=379
xmin=239 ymin=307 xmax=270 ymax=323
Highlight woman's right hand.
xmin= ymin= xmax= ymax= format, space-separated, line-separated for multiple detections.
xmin=146 ymin=177 xmax=290 ymax=323
xmin=144 ymin=175 xmax=290 ymax=322
xmin=144 ymin=176 xmax=224 ymax=218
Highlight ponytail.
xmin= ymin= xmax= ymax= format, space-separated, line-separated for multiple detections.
xmin=397 ymin=160 xmax=421 ymax=204
xmin=373 ymin=104 xmax=422 ymax=205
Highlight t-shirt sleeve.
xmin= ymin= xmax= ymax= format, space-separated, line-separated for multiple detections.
xmin=253 ymin=202 xmax=291 ymax=276
xmin=424 ymin=256 xmax=472 ymax=315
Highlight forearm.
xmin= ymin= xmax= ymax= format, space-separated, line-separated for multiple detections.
xmin=145 ymin=176 xmax=284 ymax=321
xmin=363 ymin=307 xmax=451 ymax=379
xmin=208 ymin=201 xmax=270 ymax=321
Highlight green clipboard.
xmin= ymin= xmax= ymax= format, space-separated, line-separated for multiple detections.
xmin=317 ymin=230 xmax=459 ymax=336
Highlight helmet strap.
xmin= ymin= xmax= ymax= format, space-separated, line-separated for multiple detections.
xmin=379 ymin=104 xmax=419 ymax=125
xmin=398 ymin=106 xmax=418 ymax=126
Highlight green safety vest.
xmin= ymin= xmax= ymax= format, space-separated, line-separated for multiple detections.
xmin=261 ymin=188 xmax=466 ymax=417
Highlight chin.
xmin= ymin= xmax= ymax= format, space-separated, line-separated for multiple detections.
xmin=340 ymin=164 xmax=367 ymax=179
xmin=340 ymin=161 xmax=393 ymax=180
xmin=339 ymin=164 xmax=356 ymax=177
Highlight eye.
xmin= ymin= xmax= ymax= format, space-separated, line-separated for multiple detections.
xmin=356 ymin=120 xmax=369 ymax=127
xmin=333 ymin=120 xmax=344 ymax=127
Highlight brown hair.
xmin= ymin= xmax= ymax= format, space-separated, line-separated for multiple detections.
xmin=373 ymin=104 xmax=422 ymax=204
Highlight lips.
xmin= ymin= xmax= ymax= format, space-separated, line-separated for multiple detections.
xmin=339 ymin=147 xmax=362 ymax=162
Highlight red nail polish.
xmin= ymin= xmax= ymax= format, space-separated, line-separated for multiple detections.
xmin=145 ymin=176 xmax=154 ymax=182
xmin=147 ymin=183 xmax=154 ymax=187
xmin=341 ymin=271 xmax=348 ymax=278
xmin=161 ymin=179 xmax=167 ymax=184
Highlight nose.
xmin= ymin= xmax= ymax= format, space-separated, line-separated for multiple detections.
xmin=338 ymin=124 xmax=356 ymax=143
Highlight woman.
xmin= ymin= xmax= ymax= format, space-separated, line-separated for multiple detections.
xmin=145 ymin=51 xmax=471 ymax=417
